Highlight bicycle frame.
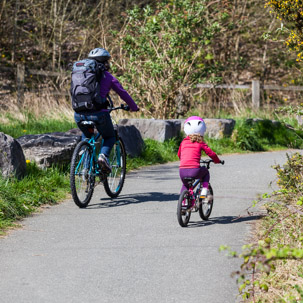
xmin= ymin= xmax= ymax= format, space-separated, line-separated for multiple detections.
xmin=76 ymin=125 xmax=123 ymax=179
xmin=70 ymin=101 xmax=129 ymax=207
xmin=177 ymin=158 xmax=224 ymax=226
xmin=183 ymin=160 xmax=216 ymax=208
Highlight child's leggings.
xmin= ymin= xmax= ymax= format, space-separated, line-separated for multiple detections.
xmin=179 ymin=167 xmax=209 ymax=193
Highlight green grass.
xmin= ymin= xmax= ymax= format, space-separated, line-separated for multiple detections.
xmin=0 ymin=113 xmax=76 ymax=138
xmin=0 ymin=163 xmax=70 ymax=234
xmin=126 ymin=138 xmax=181 ymax=171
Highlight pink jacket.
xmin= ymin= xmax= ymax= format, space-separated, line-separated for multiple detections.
xmin=178 ymin=136 xmax=220 ymax=168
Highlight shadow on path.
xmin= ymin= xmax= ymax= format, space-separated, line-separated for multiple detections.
xmin=86 ymin=192 xmax=180 ymax=209
xmin=187 ymin=214 xmax=264 ymax=228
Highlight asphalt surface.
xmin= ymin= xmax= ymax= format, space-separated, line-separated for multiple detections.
xmin=0 ymin=150 xmax=299 ymax=303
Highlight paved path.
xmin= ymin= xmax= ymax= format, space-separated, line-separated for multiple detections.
xmin=0 ymin=150 xmax=298 ymax=302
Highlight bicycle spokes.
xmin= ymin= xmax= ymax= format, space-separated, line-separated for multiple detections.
xmin=199 ymin=185 xmax=214 ymax=220
xmin=103 ymin=138 xmax=126 ymax=198
xmin=70 ymin=141 xmax=95 ymax=208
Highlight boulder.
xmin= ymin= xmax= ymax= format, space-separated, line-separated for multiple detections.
xmin=69 ymin=126 xmax=144 ymax=158
xmin=178 ymin=118 xmax=235 ymax=139
xmin=16 ymin=126 xmax=144 ymax=167
xmin=119 ymin=119 xmax=181 ymax=142
xmin=119 ymin=118 xmax=235 ymax=141
xmin=0 ymin=132 xmax=26 ymax=178
xmin=203 ymin=118 xmax=236 ymax=139
xmin=117 ymin=125 xmax=144 ymax=157
xmin=17 ymin=130 xmax=81 ymax=168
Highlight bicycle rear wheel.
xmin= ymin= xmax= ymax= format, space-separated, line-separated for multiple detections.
xmin=70 ymin=141 xmax=95 ymax=208
xmin=104 ymin=137 xmax=126 ymax=198
xmin=199 ymin=184 xmax=214 ymax=220
xmin=177 ymin=190 xmax=192 ymax=227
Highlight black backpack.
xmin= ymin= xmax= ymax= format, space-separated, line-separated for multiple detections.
xmin=70 ymin=59 xmax=107 ymax=112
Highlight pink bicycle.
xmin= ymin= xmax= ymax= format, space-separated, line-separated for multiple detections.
xmin=177 ymin=159 xmax=224 ymax=227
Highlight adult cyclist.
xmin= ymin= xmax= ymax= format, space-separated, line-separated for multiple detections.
xmin=74 ymin=48 xmax=139 ymax=173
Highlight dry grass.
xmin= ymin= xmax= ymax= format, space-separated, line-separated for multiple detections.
xmin=0 ymin=91 xmax=73 ymax=120
xmin=253 ymin=259 xmax=303 ymax=302
xmin=245 ymin=197 xmax=303 ymax=302
xmin=0 ymin=90 xmax=142 ymax=125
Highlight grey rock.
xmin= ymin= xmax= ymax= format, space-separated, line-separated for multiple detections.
xmin=119 ymin=119 xmax=181 ymax=142
xmin=0 ymin=132 xmax=26 ymax=178
xmin=174 ymin=118 xmax=236 ymax=139
xmin=117 ymin=125 xmax=144 ymax=157
xmin=17 ymin=130 xmax=81 ymax=168
xmin=204 ymin=118 xmax=236 ymax=139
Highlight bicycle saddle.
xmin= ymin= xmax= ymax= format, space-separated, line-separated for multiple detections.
xmin=80 ymin=121 xmax=96 ymax=126
xmin=183 ymin=177 xmax=195 ymax=182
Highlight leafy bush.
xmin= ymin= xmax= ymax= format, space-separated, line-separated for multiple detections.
xmin=232 ymin=119 xmax=303 ymax=151
xmin=266 ymin=0 xmax=303 ymax=61
xmin=117 ymin=0 xmax=223 ymax=118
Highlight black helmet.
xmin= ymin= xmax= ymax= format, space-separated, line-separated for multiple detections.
xmin=88 ymin=48 xmax=111 ymax=62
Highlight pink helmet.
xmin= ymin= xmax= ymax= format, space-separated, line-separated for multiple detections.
xmin=184 ymin=116 xmax=206 ymax=136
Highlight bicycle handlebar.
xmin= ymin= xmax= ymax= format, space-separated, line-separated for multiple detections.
xmin=200 ymin=159 xmax=225 ymax=168
xmin=108 ymin=104 xmax=130 ymax=113
xmin=200 ymin=159 xmax=224 ymax=164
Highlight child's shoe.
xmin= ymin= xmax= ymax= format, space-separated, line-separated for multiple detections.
xmin=200 ymin=187 xmax=208 ymax=198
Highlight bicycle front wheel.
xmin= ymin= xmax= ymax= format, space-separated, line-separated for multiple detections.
xmin=177 ymin=190 xmax=191 ymax=227
xmin=70 ymin=141 xmax=95 ymax=208
xmin=104 ymin=137 xmax=126 ymax=198
xmin=199 ymin=184 xmax=214 ymax=220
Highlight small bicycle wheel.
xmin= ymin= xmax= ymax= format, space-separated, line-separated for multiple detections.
xmin=104 ymin=137 xmax=126 ymax=198
xmin=177 ymin=190 xmax=192 ymax=227
xmin=199 ymin=184 xmax=214 ymax=220
xmin=70 ymin=141 xmax=95 ymax=208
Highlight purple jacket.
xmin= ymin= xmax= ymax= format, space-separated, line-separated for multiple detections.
xmin=100 ymin=71 xmax=138 ymax=111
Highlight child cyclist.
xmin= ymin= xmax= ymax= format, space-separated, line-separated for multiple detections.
xmin=178 ymin=116 xmax=222 ymax=198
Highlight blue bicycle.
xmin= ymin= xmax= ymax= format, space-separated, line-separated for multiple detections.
xmin=70 ymin=104 xmax=128 ymax=208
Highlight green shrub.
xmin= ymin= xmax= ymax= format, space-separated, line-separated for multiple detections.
xmin=127 ymin=138 xmax=181 ymax=170
xmin=274 ymin=152 xmax=303 ymax=196
xmin=232 ymin=121 xmax=264 ymax=151
xmin=232 ymin=119 xmax=303 ymax=151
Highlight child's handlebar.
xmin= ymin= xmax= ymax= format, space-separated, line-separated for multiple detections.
xmin=200 ymin=159 xmax=225 ymax=169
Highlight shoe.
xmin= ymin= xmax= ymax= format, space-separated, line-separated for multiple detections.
xmin=182 ymin=199 xmax=188 ymax=207
xmin=199 ymin=187 xmax=208 ymax=199
xmin=98 ymin=154 xmax=111 ymax=174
